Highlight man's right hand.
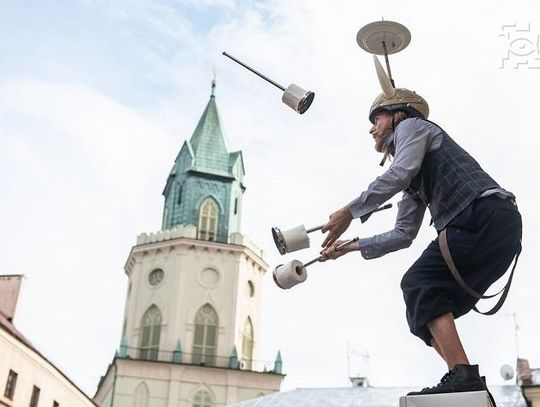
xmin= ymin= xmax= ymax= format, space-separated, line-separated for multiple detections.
xmin=319 ymin=240 xmax=354 ymax=262
xmin=321 ymin=207 xmax=353 ymax=248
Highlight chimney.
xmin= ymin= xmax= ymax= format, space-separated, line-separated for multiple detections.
xmin=517 ymin=358 xmax=533 ymax=385
xmin=0 ymin=275 xmax=24 ymax=322
xmin=350 ymin=377 xmax=369 ymax=387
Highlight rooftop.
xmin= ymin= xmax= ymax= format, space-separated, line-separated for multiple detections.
xmin=229 ymin=385 xmax=527 ymax=407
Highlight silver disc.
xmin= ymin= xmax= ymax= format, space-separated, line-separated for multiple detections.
xmin=356 ymin=21 xmax=411 ymax=55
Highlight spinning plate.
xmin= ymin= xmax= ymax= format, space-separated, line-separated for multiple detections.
xmin=356 ymin=20 xmax=411 ymax=55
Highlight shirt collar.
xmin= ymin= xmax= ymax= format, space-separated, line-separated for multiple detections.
xmin=384 ymin=130 xmax=396 ymax=153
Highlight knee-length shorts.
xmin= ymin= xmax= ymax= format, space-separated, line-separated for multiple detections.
xmin=400 ymin=195 xmax=522 ymax=346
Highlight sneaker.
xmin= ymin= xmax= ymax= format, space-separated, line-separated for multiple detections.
xmin=407 ymin=364 xmax=487 ymax=396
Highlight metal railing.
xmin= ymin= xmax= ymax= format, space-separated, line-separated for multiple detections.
xmin=117 ymin=346 xmax=282 ymax=374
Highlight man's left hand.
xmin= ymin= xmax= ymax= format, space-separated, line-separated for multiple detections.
xmin=321 ymin=207 xmax=353 ymax=248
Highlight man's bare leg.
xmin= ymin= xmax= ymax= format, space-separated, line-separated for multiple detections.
xmin=430 ymin=337 xmax=445 ymax=361
xmin=409 ymin=313 xmax=489 ymax=397
xmin=427 ymin=312 xmax=469 ymax=370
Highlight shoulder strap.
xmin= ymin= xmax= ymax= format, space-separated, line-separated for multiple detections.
xmin=439 ymin=228 xmax=521 ymax=315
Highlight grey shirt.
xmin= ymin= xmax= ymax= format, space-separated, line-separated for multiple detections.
xmin=347 ymin=118 xmax=512 ymax=260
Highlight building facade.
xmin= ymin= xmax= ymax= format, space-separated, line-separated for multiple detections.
xmin=0 ymin=275 xmax=96 ymax=407
xmin=94 ymin=82 xmax=283 ymax=407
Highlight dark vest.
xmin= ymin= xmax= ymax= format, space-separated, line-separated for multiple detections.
xmin=406 ymin=121 xmax=500 ymax=230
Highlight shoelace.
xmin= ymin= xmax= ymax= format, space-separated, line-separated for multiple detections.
xmin=422 ymin=371 xmax=456 ymax=391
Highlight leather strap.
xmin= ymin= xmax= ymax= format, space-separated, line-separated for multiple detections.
xmin=439 ymin=228 xmax=521 ymax=315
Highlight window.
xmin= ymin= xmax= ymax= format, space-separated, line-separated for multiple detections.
xmin=192 ymin=304 xmax=218 ymax=365
xmin=139 ymin=305 xmax=162 ymax=360
xmin=133 ymin=382 xmax=149 ymax=407
xmin=177 ymin=186 xmax=183 ymax=205
xmin=4 ymin=370 xmax=17 ymax=400
xmin=198 ymin=198 xmax=218 ymax=241
xmin=192 ymin=389 xmax=212 ymax=407
xmin=29 ymin=386 xmax=40 ymax=407
xmin=246 ymin=281 xmax=255 ymax=298
xmin=234 ymin=198 xmax=238 ymax=215
xmin=241 ymin=318 xmax=254 ymax=369
xmin=148 ymin=268 xmax=164 ymax=286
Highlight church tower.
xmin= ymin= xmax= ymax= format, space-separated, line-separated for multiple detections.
xmin=161 ymin=80 xmax=244 ymax=242
xmin=94 ymin=81 xmax=283 ymax=407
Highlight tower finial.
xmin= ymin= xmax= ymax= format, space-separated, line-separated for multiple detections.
xmin=211 ymin=66 xmax=217 ymax=97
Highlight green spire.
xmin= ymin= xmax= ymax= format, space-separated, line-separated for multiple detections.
xmin=188 ymin=81 xmax=230 ymax=176
xmin=161 ymin=79 xmax=246 ymax=240
xmin=274 ymin=351 xmax=283 ymax=374
xmin=172 ymin=339 xmax=183 ymax=363
xmin=229 ymin=346 xmax=239 ymax=369
xmin=117 ymin=335 xmax=128 ymax=358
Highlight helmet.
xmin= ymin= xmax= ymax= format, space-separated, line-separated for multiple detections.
xmin=369 ymin=88 xmax=429 ymax=124
xmin=369 ymin=55 xmax=429 ymax=124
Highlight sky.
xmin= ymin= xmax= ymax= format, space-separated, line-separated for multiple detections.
xmin=1 ymin=0 xmax=540 ymax=397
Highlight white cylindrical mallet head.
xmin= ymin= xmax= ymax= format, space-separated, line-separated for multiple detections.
xmin=281 ymin=225 xmax=310 ymax=253
xmin=273 ymin=260 xmax=307 ymax=289
xmin=282 ymin=84 xmax=315 ymax=114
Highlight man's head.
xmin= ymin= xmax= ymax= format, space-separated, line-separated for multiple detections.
xmin=368 ymin=56 xmax=430 ymax=155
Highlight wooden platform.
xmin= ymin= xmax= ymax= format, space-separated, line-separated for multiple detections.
xmin=400 ymin=390 xmax=494 ymax=407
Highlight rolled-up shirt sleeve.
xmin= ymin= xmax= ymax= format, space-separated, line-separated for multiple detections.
xmin=347 ymin=118 xmax=434 ymax=221
xmin=357 ymin=191 xmax=427 ymax=259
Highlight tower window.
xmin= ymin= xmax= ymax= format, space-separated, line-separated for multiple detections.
xmin=177 ymin=186 xmax=183 ymax=205
xmin=134 ymin=382 xmax=149 ymax=407
xmin=148 ymin=268 xmax=164 ymax=286
xmin=139 ymin=305 xmax=162 ymax=360
xmin=241 ymin=317 xmax=254 ymax=370
xmin=234 ymin=198 xmax=238 ymax=215
xmin=192 ymin=389 xmax=212 ymax=407
xmin=247 ymin=280 xmax=255 ymax=298
xmin=198 ymin=198 xmax=218 ymax=241
xmin=192 ymin=304 xmax=218 ymax=366
xmin=4 ymin=370 xmax=17 ymax=400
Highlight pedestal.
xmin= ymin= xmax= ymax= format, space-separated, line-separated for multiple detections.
xmin=399 ymin=391 xmax=493 ymax=407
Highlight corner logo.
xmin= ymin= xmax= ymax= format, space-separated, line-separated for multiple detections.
xmin=499 ymin=23 xmax=540 ymax=69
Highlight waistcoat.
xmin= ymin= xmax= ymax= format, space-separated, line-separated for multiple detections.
xmin=407 ymin=121 xmax=500 ymax=230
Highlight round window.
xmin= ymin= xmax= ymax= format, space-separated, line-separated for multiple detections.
xmin=199 ymin=268 xmax=220 ymax=288
xmin=148 ymin=268 xmax=164 ymax=286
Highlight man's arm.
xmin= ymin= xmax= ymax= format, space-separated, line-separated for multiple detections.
xmin=348 ymin=118 xmax=435 ymax=220
xmin=322 ymin=118 xmax=436 ymax=248
xmin=320 ymin=191 xmax=426 ymax=261
xmin=357 ymin=192 xmax=426 ymax=259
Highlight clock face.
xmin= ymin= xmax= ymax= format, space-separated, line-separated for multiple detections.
xmin=148 ymin=269 xmax=164 ymax=286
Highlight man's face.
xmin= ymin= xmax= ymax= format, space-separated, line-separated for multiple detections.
xmin=370 ymin=111 xmax=393 ymax=153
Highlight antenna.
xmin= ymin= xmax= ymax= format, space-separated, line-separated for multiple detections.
xmin=348 ymin=342 xmax=370 ymax=386
xmin=512 ymin=312 xmax=520 ymax=357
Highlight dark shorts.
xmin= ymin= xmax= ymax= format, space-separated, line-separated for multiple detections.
xmin=400 ymin=195 xmax=522 ymax=346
